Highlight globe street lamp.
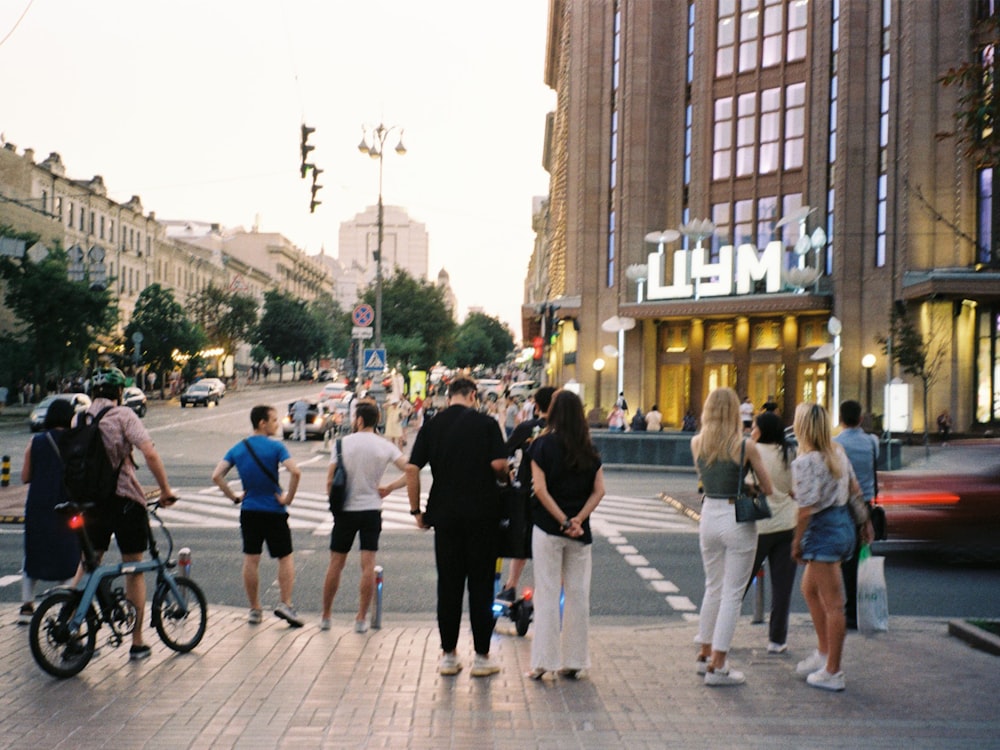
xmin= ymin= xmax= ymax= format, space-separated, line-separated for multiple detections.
xmin=862 ymin=353 xmax=877 ymax=418
xmin=357 ymin=123 xmax=406 ymax=348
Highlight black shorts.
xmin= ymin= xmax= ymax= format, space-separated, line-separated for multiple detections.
xmin=86 ymin=496 xmax=150 ymax=556
xmin=240 ymin=510 xmax=293 ymax=558
xmin=330 ymin=510 xmax=382 ymax=554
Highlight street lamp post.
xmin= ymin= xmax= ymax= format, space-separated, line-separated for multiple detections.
xmin=357 ymin=123 xmax=406 ymax=349
xmin=592 ymin=357 xmax=605 ymax=412
xmin=862 ymin=353 xmax=876 ymax=419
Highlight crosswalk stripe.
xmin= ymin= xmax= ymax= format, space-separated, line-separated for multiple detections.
xmin=153 ymin=488 xmax=695 ymax=534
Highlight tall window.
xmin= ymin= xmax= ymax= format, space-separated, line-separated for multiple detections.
xmin=607 ymin=1 xmax=622 ymax=288
xmin=825 ymin=0 xmax=840 ymax=275
xmin=713 ymin=83 xmax=805 ymax=180
xmin=716 ymin=0 xmax=809 ymax=78
xmin=875 ymin=0 xmax=891 ymax=267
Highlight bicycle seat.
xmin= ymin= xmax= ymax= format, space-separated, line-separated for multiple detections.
xmin=54 ymin=501 xmax=97 ymax=516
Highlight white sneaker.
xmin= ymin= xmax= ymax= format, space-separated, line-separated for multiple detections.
xmin=471 ymin=653 xmax=501 ymax=677
xmin=767 ymin=641 xmax=787 ymax=654
xmin=319 ymin=617 xmax=331 ymax=631
xmin=439 ymin=652 xmax=463 ymax=676
xmin=695 ymin=657 xmax=709 ymax=675
xmin=796 ymin=650 xmax=828 ymax=676
xmin=274 ymin=602 xmax=304 ymax=628
xmin=704 ymin=664 xmax=745 ymax=686
xmin=807 ymin=669 xmax=846 ymax=691
xmin=354 ymin=619 xmax=369 ymax=634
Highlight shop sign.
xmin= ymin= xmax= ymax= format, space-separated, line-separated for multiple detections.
xmin=646 ymin=241 xmax=783 ymax=300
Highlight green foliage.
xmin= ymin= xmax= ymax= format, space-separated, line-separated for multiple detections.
xmin=449 ymin=312 xmax=515 ymax=368
xmin=360 ymin=269 xmax=455 ymax=370
xmin=0 ymin=245 xmax=117 ymax=378
xmin=125 ymin=284 xmax=205 ymax=374
xmin=188 ymin=284 xmax=258 ymax=356
xmin=257 ymin=289 xmax=323 ymax=372
xmin=307 ymin=292 xmax=351 ymax=359
xmin=938 ymin=16 xmax=1000 ymax=166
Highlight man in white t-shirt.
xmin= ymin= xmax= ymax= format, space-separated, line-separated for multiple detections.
xmin=321 ymin=401 xmax=409 ymax=632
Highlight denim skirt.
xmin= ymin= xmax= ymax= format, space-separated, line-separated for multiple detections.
xmin=800 ymin=504 xmax=855 ymax=563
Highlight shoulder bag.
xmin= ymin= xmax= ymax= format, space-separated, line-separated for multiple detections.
xmin=328 ymin=438 xmax=348 ymax=515
xmin=734 ymin=438 xmax=772 ymax=523
xmin=242 ymin=438 xmax=281 ymax=492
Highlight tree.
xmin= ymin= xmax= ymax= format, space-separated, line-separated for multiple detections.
xmin=0 ymin=242 xmax=117 ymax=381
xmin=125 ymin=284 xmax=205 ymax=392
xmin=877 ymin=305 xmax=946 ymax=457
xmin=257 ymin=289 xmax=321 ymax=380
xmin=449 ymin=312 xmax=515 ymax=369
xmin=307 ymin=293 xmax=351 ymax=362
xmin=938 ymin=16 xmax=1000 ymax=167
xmin=361 ymin=269 xmax=455 ymax=370
xmin=188 ymin=284 xmax=258 ymax=361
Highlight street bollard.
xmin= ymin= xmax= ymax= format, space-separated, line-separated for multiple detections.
xmin=372 ymin=565 xmax=384 ymax=629
xmin=751 ymin=566 xmax=766 ymax=624
xmin=1 ymin=455 xmax=9 ymax=487
xmin=177 ymin=547 xmax=192 ymax=578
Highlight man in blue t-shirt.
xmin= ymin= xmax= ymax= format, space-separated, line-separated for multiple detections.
xmin=212 ymin=404 xmax=303 ymax=627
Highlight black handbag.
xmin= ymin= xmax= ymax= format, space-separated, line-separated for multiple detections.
xmin=498 ymin=483 xmax=533 ymax=559
xmin=328 ymin=438 xmax=348 ymax=514
xmin=734 ymin=439 xmax=772 ymax=523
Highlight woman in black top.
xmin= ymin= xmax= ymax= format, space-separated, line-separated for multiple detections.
xmin=527 ymin=390 xmax=604 ymax=680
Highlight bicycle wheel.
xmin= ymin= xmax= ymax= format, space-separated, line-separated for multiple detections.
xmin=152 ymin=576 xmax=207 ymax=652
xmin=29 ymin=590 xmax=97 ymax=678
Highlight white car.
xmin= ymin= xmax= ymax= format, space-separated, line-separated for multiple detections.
xmin=28 ymin=393 xmax=92 ymax=431
xmin=319 ymin=382 xmax=348 ymax=403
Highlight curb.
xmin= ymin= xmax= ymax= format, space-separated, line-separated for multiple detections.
xmin=948 ymin=618 xmax=1000 ymax=656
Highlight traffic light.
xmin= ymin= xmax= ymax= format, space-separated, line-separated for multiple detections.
xmin=300 ymin=123 xmax=315 ymax=178
xmin=310 ymin=166 xmax=323 ymax=213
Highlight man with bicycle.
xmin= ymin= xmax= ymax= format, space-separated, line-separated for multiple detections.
xmin=212 ymin=405 xmax=303 ymax=627
xmin=84 ymin=366 xmax=178 ymax=661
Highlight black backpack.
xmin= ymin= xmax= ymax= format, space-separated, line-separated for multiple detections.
xmin=60 ymin=406 xmax=123 ymax=507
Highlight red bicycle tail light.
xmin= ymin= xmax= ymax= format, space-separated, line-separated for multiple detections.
xmin=522 ymin=588 xmax=533 ymax=601
xmin=68 ymin=515 xmax=85 ymax=530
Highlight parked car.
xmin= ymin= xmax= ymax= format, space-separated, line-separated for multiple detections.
xmin=198 ymin=377 xmax=226 ymax=399
xmin=28 ymin=393 xmax=91 ymax=432
xmin=122 ymin=386 xmax=147 ymax=417
xmin=180 ymin=382 xmax=219 ymax=407
xmin=281 ymin=399 xmax=334 ymax=439
xmin=299 ymin=368 xmax=316 ymax=382
xmin=317 ymin=369 xmax=334 ymax=382
xmin=319 ymin=382 xmax=348 ymax=404
xmin=878 ymin=445 xmax=1000 ymax=560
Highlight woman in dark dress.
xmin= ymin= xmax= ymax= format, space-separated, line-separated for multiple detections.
xmin=19 ymin=398 xmax=80 ymax=624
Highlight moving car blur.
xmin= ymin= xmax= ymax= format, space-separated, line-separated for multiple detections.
xmin=122 ymin=386 xmax=147 ymax=417
xmin=878 ymin=443 xmax=1000 ymax=561
xmin=180 ymin=382 xmax=219 ymax=407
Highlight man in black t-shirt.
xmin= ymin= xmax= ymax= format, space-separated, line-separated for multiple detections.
xmin=405 ymin=377 xmax=509 ymax=677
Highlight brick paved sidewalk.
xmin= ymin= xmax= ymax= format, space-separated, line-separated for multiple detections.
xmin=1 ymin=604 xmax=996 ymax=749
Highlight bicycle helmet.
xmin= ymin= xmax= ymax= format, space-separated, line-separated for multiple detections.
xmin=91 ymin=366 xmax=127 ymax=389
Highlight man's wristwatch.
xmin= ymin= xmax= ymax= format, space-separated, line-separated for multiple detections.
xmin=560 ymin=517 xmax=572 ymax=532
xmin=410 ymin=508 xmax=422 ymax=516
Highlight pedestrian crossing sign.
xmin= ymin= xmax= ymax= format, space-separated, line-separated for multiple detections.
xmin=363 ymin=348 xmax=387 ymax=372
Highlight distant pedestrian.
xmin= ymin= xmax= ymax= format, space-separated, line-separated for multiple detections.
xmin=405 ymin=377 xmax=508 ymax=677
xmin=630 ymin=409 xmax=647 ymax=431
xmin=740 ymin=396 xmax=754 ymax=432
xmin=691 ymin=387 xmax=773 ymax=686
xmin=291 ymin=398 xmax=310 ymax=442
xmin=18 ymin=398 xmax=80 ymax=625
xmin=936 ymin=410 xmax=952 ymax=444
xmin=607 ymin=404 xmax=626 ymax=432
xmin=792 ymin=402 xmax=873 ymax=692
xmin=615 ymin=392 xmax=629 ymax=414
xmin=212 ymin=405 xmax=304 ymax=628
xmin=526 ymin=390 xmax=604 ymax=680
xmin=645 ymin=405 xmax=663 ymax=432
xmin=321 ymin=402 xmax=408 ymax=632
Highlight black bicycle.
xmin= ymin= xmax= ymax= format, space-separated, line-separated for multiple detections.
xmin=28 ymin=498 xmax=208 ymax=678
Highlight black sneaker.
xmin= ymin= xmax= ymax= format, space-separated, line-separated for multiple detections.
xmin=129 ymin=644 xmax=152 ymax=661
xmin=497 ymin=587 xmax=516 ymax=603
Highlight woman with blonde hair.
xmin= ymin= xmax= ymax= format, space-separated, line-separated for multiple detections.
xmin=691 ymin=387 xmax=773 ymax=686
xmin=791 ymin=402 xmax=873 ymax=692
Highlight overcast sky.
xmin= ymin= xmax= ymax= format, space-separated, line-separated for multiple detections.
xmin=0 ymin=0 xmax=554 ymax=334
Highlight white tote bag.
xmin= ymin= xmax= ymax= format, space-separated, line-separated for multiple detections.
xmin=857 ymin=544 xmax=889 ymax=634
